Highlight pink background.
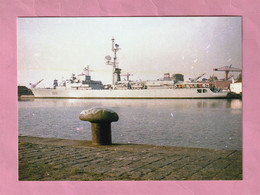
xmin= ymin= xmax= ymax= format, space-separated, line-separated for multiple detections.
xmin=1 ymin=0 xmax=260 ymax=194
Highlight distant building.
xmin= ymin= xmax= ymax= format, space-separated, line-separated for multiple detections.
xmin=164 ymin=73 xmax=171 ymax=81
xmin=172 ymin=74 xmax=184 ymax=82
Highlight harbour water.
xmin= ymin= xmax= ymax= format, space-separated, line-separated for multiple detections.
xmin=18 ymin=99 xmax=242 ymax=150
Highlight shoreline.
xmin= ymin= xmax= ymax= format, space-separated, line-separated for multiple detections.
xmin=19 ymin=136 xmax=242 ymax=181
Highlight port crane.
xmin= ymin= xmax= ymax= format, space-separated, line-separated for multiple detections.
xmin=121 ymin=73 xmax=133 ymax=81
xmin=189 ymin=73 xmax=206 ymax=82
xmin=213 ymin=65 xmax=241 ymax=80
xmin=29 ymin=79 xmax=44 ymax=88
xmin=227 ymin=74 xmax=234 ymax=80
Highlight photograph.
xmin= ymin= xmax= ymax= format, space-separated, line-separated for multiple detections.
xmin=17 ymin=16 xmax=242 ymax=181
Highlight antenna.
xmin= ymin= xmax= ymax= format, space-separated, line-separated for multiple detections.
xmin=105 ymin=55 xmax=112 ymax=65
xmin=105 ymin=55 xmax=112 ymax=61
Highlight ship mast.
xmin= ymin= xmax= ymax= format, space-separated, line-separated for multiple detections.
xmin=105 ymin=37 xmax=121 ymax=85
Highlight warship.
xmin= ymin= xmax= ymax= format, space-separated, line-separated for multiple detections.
xmin=28 ymin=38 xmax=228 ymax=99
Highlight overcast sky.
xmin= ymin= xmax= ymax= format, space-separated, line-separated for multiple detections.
xmin=17 ymin=17 xmax=242 ymax=87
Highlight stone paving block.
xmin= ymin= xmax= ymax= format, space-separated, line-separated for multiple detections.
xmin=154 ymin=165 xmax=175 ymax=176
xmin=162 ymin=164 xmax=202 ymax=180
xmin=141 ymin=158 xmax=170 ymax=170
xmin=204 ymin=158 xmax=232 ymax=171
xmin=178 ymin=164 xmax=203 ymax=175
xmin=189 ymin=156 xmax=216 ymax=167
xmin=126 ymin=169 xmax=153 ymax=179
xmin=140 ymin=169 xmax=169 ymax=180
xmin=226 ymin=151 xmax=242 ymax=160
xmin=189 ymin=169 xmax=217 ymax=180
xmin=212 ymin=160 xmax=242 ymax=180
xmin=163 ymin=172 xmax=189 ymax=180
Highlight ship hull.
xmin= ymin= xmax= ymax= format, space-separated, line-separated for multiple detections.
xmin=27 ymin=88 xmax=228 ymax=99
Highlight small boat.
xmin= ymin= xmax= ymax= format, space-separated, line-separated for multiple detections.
xmin=227 ymin=81 xmax=242 ymax=99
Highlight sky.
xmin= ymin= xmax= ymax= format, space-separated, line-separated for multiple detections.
xmin=17 ymin=17 xmax=242 ymax=87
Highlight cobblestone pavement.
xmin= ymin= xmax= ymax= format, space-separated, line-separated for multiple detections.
xmin=19 ymin=136 xmax=242 ymax=181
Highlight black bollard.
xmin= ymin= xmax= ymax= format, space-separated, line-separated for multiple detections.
xmin=79 ymin=108 xmax=119 ymax=145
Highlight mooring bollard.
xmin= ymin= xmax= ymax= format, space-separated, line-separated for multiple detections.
xmin=79 ymin=108 xmax=119 ymax=145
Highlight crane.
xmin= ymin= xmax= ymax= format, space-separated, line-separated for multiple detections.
xmin=121 ymin=73 xmax=133 ymax=81
xmin=29 ymin=79 xmax=44 ymax=88
xmin=189 ymin=73 xmax=206 ymax=82
xmin=213 ymin=65 xmax=241 ymax=81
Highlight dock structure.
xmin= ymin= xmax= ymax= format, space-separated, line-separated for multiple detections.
xmin=19 ymin=136 xmax=242 ymax=181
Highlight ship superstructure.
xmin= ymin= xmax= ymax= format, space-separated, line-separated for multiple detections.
xmin=54 ymin=65 xmax=104 ymax=90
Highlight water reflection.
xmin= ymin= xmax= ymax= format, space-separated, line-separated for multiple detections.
xmin=19 ymin=98 xmax=242 ymax=109
xmin=18 ymin=99 xmax=242 ymax=150
xmin=227 ymin=99 xmax=242 ymax=109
